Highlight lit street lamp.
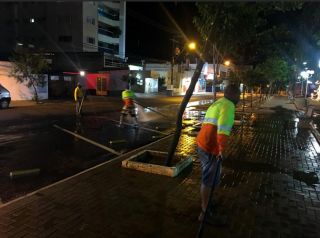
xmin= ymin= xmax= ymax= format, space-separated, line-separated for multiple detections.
xmin=300 ymin=69 xmax=314 ymax=100
xmin=79 ymin=71 xmax=86 ymax=77
xmin=170 ymin=40 xmax=196 ymax=88
xmin=224 ymin=60 xmax=231 ymax=66
xmin=188 ymin=42 xmax=196 ymax=50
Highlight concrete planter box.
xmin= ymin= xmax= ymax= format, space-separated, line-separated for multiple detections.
xmin=121 ymin=150 xmax=193 ymax=177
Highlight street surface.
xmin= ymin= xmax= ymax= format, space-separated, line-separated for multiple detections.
xmin=0 ymin=95 xmax=319 ymax=238
xmin=0 ymin=93 xmax=222 ymax=202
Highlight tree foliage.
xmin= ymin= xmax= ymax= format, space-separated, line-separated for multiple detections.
xmin=193 ymin=2 xmax=312 ymax=92
xmin=10 ymin=46 xmax=50 ymax=102
xmin=255 ymin=56 xmax=291 ymax=91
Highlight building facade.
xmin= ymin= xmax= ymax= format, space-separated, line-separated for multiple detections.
xmin=0 ymin=1 xmax=128 ymax=98
xmin=0 ymin=1 xmax=126 ymax=60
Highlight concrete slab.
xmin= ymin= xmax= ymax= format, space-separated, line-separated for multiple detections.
xmin=122 ymin=150 xmax=193 ymax=177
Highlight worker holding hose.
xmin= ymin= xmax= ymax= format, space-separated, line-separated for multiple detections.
xmin=196 ymin=84 xmax=240 ymax=224
xmin=119 ymin=85 xmax=138 ymax=128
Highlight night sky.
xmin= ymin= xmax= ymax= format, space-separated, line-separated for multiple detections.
xmin=126 ymin=2 xmax=198 ymax=62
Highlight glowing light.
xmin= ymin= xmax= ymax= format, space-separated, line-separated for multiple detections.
xmin=303 ymin=61 xmax=307 ymax=65
xmin=17 ymin=42 xmax=23 ymax=46
xmin=129 ymin=65 xmax=143 ymax=70
xmin=300 ymin=71 xmax=308 ymax=79
xmin=30 ymin=18 xmax=35 ymax=23
xmin=188 ymin=42 xmax=196 ymax=50
xmin=306 ymin=70 xmax=314 ymax=75
xmin=79 ymin=71 xmax=85 ymax=76
xmin=224 ymin=60 xmax=231 ymax=66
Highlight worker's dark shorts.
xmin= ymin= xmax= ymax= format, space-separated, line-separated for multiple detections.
xmin=198 ymin=147 xmax=221 ymax=188
xmin=121 ymin=106 xmax=137 ymax=117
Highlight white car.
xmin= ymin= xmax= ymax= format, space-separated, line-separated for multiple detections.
xmin=0 ymin=84 xmax=11 ymax=109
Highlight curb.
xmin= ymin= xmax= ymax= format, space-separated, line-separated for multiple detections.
xmin=122 ymin=150 xmax=193 ymax=177
xmin=309 ymin=121 xmax=320 ymax=144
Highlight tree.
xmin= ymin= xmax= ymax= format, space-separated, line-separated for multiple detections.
xmin=255 ymin=56 xmax=291 ymax=94
xmin=165 ymin=59 xmax=204 ymax=166
xmin=165 ymin=2 xmax=305 ymax=166
xmin=10 ymin=46 xmax=50 ymax=102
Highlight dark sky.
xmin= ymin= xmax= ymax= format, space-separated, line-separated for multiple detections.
xmin=126 ymin=2 xmax=198 ymax=62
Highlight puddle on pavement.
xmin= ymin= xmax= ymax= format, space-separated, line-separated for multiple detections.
xmin=292 ymin=170 xmax=319 ymax=186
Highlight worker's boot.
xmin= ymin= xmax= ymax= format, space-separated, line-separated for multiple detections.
xmin=118 ymin=114 xmax=124 ymax=127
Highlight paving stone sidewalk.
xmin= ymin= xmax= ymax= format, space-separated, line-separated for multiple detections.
xmin=0 ymin=96 xmax=319 ymax=238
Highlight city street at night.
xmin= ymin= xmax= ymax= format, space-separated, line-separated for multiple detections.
xmin=1 ymin=1 xmax=320 ymax=238
xmin=0 ymin=94 xmax=216 ymax=202
xmin=0 ymin=95 xmax=319 ymax=237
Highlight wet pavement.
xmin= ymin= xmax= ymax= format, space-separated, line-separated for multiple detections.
xmin=0 ymin=96 xmax=215 ymax=203
xmin=0 ymin=95 xmax=319 ymax=238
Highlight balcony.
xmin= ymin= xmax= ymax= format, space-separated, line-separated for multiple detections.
xmin=98 ymin=34 xmax=119 ymax=44
xmin=98 ymin=28 xmax=119 ymax=38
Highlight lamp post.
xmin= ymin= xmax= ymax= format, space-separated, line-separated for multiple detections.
xmin=212 ymin=44 xmax=221 ymax=101
xmin=300 ymin=69 xmax=314 ymax=106
xmin=170 ymin=40 xmax=196 ymax=93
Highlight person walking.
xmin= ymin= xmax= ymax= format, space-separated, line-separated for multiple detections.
xmin=119 ymin=86 xmax=138 ymax=128
xmin=74 ymin=82 xmax=84 ymax=116
xmin=196 ymin=84 xmax=240 ymax=223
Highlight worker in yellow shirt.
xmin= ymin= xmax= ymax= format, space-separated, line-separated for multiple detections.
xmin=197 ymin=84 xmax=240 ymax=224
xmin=119 ymin=86 xmax=138 ymax=128
xmin=74 ymin=82 xmax=84 ymax=116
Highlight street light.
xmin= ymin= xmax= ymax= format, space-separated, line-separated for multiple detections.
xmin=170 ymin=40 xmax=197 ymax=87
xmin=224 ymin=60 xmax=231 ymax=66
xmin=300 ymin=69 xmax=314 ymax=100
xmin=188 ymin=42 xmax=196 ymax=51
xmin=79 ymin=71 xmax=85 ymax=77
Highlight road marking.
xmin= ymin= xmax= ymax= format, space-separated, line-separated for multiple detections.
xmin=53 ymin=124 xmax=121 ymax=156
xmin=105 ymin=118 xmax=171 ymax=135
xmin=0 ymin=133 xmax=173 ymax=209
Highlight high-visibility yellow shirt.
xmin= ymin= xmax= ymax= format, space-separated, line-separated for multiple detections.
xmin=122 ymin=89 xmax=135 ymax=107
xmin=196 ymin=97 xmax=235 ymax=154
xmin=74 ymin=86 xmax=83 ymax=101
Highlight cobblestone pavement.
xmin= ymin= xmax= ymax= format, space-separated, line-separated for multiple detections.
xmin=0 ymin=96 xmax=319 ymax=238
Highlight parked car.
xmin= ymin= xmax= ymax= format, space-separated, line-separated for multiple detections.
xmin=0 ymin=84 xmax=11 ymax=109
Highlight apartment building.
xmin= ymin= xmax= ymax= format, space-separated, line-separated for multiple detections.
xmin=0 ymin=1 xmax=126 ymax=60
xmin=0 ymin=1 xmax=128 ymax=98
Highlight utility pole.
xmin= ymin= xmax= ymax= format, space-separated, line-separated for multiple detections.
xmin=170 ymin=38 xmax=178 ymax=86
xmin=212 ymin=44 xmax=216 ymax=101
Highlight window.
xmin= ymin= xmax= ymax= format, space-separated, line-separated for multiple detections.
xmin=87 ymin=37 xmax=95 ymax=44
xmin=86 ymin=16 xmax=95 ymax=25
xmin=64 ymin=76 xmax=72 ymax=82
xmin=50 ymin=76 xmax=59 ymax=81
xmin=58 ymin=35 xmax=72 ymax=42
xmin=98 ymin=21 xmax=121 ymax=38
xmin=98 ymin=4 xmax=119 ymax=21
xmin=98 ymin=41 xmax=119 ymax=54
